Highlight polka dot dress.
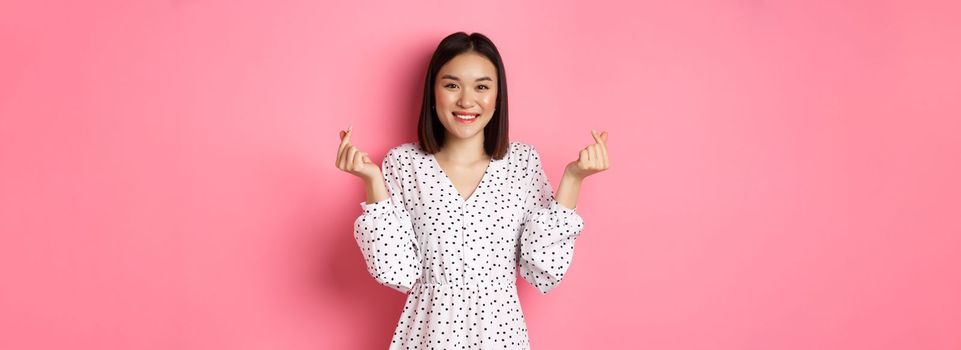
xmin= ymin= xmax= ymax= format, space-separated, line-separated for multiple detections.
xmin=353 ymin=141 xmax=586 ymax=349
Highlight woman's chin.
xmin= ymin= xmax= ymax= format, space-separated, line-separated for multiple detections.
xmin=448 ymin=128 xmax=484 ymax=141
xmin=440 ymin=118 xmax=490 ymax=139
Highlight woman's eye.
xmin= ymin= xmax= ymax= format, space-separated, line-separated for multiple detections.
xmin=444 ymin=83 xmax=458 ymax=89
xmin=477 ymin=85 xmax=489 ymax=90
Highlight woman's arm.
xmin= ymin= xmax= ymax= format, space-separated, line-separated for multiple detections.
xmin=555 ymin=172 xmax=583 ymax=210
xmin=517 ymin=144 xmax=586 ymax=293
xmin=352 ymin=149 xmax=421 ymax=294
xmin=337 ymin=128 xmax=419 ymax=293
xmin=362 ymin=169 xmax=389 ymax=204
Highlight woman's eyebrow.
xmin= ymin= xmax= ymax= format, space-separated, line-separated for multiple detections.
xmin=441 ymin=74 xmax=493 ymax=82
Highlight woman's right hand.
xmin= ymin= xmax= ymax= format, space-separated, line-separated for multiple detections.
xmin=336 ymin=127 xmax=381 ymax=181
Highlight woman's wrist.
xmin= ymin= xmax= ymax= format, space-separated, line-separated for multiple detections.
xmin=556 ymin=170 xmax=583 ymax=210
xmin=362 ymin=170 xmax=389 ymax=204
xmin=563 ymin=163 xmax=586 ymax=182
xmin=361 ymin=168 xmax=383 ymax=183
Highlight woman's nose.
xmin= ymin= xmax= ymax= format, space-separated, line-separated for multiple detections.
xmin=457 ymin=92 xmax=475 ymax=108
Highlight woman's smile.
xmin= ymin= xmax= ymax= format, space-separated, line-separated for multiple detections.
xmin=453 ymin=111 xmax=480 ymax=124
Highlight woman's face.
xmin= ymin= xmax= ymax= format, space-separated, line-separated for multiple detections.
xmin=434 ymin=52 xmax=498 ymax=143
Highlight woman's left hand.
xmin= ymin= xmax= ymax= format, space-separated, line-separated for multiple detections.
xmin=565 ymin=130 xmax=610 ymax=181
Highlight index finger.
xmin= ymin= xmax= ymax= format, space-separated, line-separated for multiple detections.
xmin=591 ymin=129 xmax=605 ymax=145
xmin=338 ymin=128 xmax=353 ymax=156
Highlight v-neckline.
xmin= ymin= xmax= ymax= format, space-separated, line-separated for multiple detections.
xmin=428 ymin=152 xmax=495 ymax=205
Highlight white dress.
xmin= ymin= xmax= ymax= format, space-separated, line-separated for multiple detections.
xmin=353 ymin=141 xmax=586 ymax=349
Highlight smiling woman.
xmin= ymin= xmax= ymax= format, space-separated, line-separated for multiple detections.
xmin=337 ymin=31 xmax=608 ymax=350
xmin=418 ymin=32 xmax=511 ymax=160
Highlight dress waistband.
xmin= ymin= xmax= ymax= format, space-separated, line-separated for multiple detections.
xmin=415 ymin=281 xmax=516 ymax=288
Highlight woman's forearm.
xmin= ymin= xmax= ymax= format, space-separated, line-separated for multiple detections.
xmin=364 ymin=171 xmax=390 ymax=204
xmin=555 ymin=170 xmax=583 ymax=210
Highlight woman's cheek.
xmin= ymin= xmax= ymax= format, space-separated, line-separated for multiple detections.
xmin=481 ymin=94 xmax=496 ymax=108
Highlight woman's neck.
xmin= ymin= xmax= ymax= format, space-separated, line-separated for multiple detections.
xmin=436 ymin=134 xmax=488 ymax=165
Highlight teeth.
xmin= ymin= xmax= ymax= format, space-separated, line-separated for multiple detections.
xmin=454 ymin=113 xmax=478 ymax=120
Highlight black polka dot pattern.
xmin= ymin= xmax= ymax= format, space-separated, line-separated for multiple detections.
xmin=353 ymin=141 xmax=586 ymax=349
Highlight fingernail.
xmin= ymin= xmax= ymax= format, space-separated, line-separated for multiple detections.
xmin=348 ymin=124 xmax=353 ymax=132
xmin=591 ymin=129 xmax=597 ymax=135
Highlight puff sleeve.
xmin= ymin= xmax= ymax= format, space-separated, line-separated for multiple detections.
xmin=353 ymin=149 xmax=421 ymax=294
xmin=517 ymin=145 xmax=586 ymax=294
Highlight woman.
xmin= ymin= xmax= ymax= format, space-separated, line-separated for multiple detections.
xmin=335 ymin=32 xmax=609 ymax=349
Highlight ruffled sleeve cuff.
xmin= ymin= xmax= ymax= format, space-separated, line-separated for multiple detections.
xmin=550 ymin=199 xmax=583 ymax=223
xmin=530 ymin=199 xmax=585 ymax=231
xmin=551 ymin=199 xmax=580 ymax=215
xmin=359 ymin=197 xmax=392 ymax=215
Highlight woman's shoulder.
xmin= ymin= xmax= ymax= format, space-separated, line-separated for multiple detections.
xmin=508 ymin=140 xmax=535 ymax=153
xmin=384 ymin=142 xmax=423 ymax=163
xmin=507 ymin=140 xmax=540 ymax=160
xmin=387 ymin=141 xmax=420 ymax=153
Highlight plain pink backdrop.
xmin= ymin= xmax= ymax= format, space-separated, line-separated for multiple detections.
xmin=2 ymin=0 xmax=959 ymax=349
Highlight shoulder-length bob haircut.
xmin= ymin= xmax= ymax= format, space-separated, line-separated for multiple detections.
xmin=417 ymin=32 xmax=510 ymax=160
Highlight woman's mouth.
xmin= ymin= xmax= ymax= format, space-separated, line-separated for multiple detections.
xmin=452 ymin=112 xmax=479 ymax=124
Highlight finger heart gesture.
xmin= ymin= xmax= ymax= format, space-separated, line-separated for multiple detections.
xmin=335 ymin=126 xmax=381 ymax=181
xmin=565 ymin=130 xmax=610 ymax=180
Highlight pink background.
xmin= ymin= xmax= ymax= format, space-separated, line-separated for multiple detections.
xmin=2 ymin=0 xmax=960 ymax=349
